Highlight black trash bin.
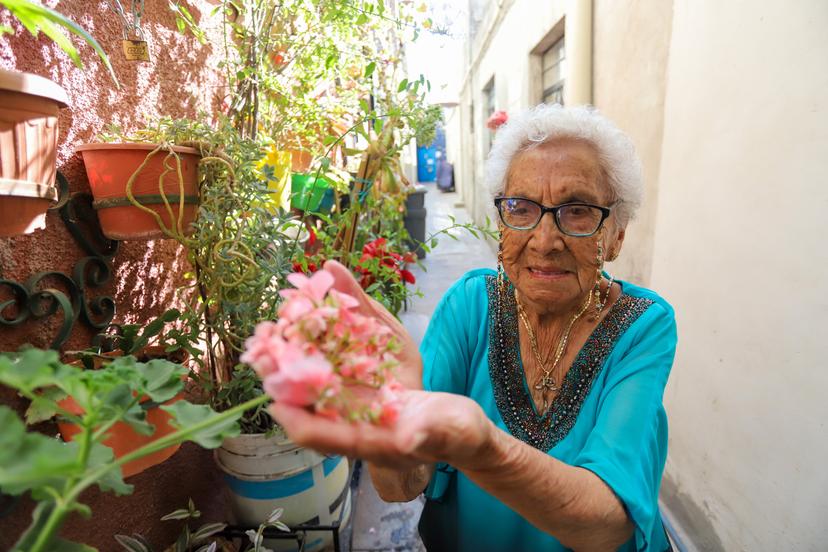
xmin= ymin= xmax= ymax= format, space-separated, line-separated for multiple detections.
xmin=404 ymin=185 xmax=427 ymax=259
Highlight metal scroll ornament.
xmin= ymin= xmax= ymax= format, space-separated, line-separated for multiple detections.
xmin=0 ymin=173 xmax=119 ymax=349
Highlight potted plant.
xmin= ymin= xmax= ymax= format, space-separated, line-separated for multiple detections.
xmin=0 ymin=349 xmax=264 ymax=552
xmin=76 ymin=141 xmax=204 ymax=241
xmin=59 ymin=309 xmax=191 ymax=478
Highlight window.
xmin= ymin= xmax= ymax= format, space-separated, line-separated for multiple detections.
xmin=541 ymin=37 xmax=565 ymax=105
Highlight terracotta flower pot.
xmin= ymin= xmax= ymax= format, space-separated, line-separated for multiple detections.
xmin=0 ymin=69 xmax=68 ymax=237
xmin=58 ymin=346 xmax=191 ymax=477
xmin=57 ymin=392 xmax=184 ymax=479
xmin=288 ymin=149 xmax=313 ymax=172
xmin=77 ymin=143 xmax=202 ymax=241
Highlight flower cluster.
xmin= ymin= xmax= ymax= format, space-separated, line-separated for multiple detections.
xmin=356 ymin=237 xmax=416 ymax=289
xmin=242 ymin=269 xmax=404 ymax=425
xmin=486 ymin=110 xmax=509 ymax=131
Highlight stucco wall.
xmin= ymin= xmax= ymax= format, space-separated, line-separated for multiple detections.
xmin=593 ymin=0 xmax=674 ymax=286
xmin=652 ymin=1 xmax=828 ymax=549
xmin=0 ymin=1 xmax=224 ymax=351
xmin=0 ymin=1 xmax=227 ymax=548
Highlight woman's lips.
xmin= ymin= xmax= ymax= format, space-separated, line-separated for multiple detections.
xmin=528 ymin=267 xmax=570 ymax=280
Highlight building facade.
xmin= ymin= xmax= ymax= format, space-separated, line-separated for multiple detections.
xmin=446 ymin=1 xmax=828 ymax=550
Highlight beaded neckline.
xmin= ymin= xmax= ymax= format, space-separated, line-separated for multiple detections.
xmin=485 ymin=275 xmax=654 ymax=451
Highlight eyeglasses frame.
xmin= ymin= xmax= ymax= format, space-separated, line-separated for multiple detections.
xmin=493 ymin=196 xmax=615 ymax=237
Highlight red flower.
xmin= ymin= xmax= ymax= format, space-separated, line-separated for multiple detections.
xmin=400 ymin=269 xmax=416 ymax=284
xmin=307 ymin=227 xmax=317 ymax=247
xmin=403 ymin=251 xmax=417 ymax=264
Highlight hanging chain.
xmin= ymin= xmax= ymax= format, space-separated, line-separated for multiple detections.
xmin=109 ymin=0 xmax=145 ymax=40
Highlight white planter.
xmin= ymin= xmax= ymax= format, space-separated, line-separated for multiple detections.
xmin=215 ymin=429 xmax=351 ymax=552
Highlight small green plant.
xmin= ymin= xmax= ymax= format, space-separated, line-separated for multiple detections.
xmin=0 ymin=0 xmax=119 ymax=85
xmin=0 ymin=349 xmax=268 ymax=552
xmin=115 ymin=500 xmax=290 ymax=552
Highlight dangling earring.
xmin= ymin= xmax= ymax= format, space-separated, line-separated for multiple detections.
xmin=592 ymin=229 xmax=614 ymax=318
xmin=497 ymin=228 xmax=506 ymax=296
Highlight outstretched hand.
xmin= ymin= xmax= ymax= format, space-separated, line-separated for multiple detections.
xmin=271 ymin=389 xmax=492 ymax=471
xmin=323 ymin=259 xmax=423 ymax=390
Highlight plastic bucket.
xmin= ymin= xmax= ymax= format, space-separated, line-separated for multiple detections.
xmin=216 ymin=431 xmax=351 ymax=552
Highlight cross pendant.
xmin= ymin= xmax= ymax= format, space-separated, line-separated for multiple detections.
xmin=534 ymin=373 xmax=558 ymax=393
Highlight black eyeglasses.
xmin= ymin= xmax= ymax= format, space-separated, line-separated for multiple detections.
xmin=494 ymin=196 xmax=614 ymax=236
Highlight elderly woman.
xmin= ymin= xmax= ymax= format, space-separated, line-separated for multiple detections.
xmin=272 ymin=105 xmax=676 ymax=552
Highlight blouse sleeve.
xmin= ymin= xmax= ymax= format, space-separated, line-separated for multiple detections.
xmin=573 ymin=301 xmax=677 ymax=551
xmin=419 ymin=271 xmax=487 ymax=501
xmin=420 ymin=272 xmax=485 ymax=396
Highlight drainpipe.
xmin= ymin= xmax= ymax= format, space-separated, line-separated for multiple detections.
xmin=564 ymin=0 xmax=592 ymax=106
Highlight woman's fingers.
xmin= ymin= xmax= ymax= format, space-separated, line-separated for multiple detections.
xmin=270 ymin=402 xmax=423 ymax=468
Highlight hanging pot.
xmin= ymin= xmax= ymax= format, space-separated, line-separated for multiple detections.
xmin=216 ymin=430 xmax=352 ymax=552
xmin=0 ymin=69 xmax=68 ymax=237
xmin=77 ymin=143 xmax=202 ymax=241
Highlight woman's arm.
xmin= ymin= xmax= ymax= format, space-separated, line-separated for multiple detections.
xmin=462 ymin=423 xmax=632 ymax=551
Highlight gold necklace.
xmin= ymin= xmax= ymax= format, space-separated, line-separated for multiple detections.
xmin=515 ymin=290 xmax=593 ymax=412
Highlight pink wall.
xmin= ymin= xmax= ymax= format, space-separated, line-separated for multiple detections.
xmin=1 ymin=1 xmax=232 ymax=548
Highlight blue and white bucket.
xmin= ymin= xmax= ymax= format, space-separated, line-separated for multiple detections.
xmin=216 ymin=430 xmax=352 ymax=552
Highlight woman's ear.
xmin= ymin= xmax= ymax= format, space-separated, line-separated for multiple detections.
xmin=609 ymin=228 xmax=625 ymax=261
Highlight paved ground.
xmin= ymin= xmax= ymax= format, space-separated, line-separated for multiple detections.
xmin=348 ymin=185 xmax=496 ymax=552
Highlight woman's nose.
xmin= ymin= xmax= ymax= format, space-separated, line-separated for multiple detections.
xmin=529 ymin=212 xmax=565 ymax=253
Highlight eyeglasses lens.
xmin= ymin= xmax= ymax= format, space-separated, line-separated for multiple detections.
xmin=500 ymin=198 xmax=541 ymax=229
xmin=557 ymin=205 xmax=603 ymax=235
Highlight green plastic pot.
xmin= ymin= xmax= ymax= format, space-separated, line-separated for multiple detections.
xmin=291 ymin=173 xmax=329 ymax=212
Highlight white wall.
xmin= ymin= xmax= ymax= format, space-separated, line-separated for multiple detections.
xmin=652 ymin=1 xmax=828 ymax=549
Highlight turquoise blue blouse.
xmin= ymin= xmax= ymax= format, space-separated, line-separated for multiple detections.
xmin=418 ymin=269 xmax=677 ymax=552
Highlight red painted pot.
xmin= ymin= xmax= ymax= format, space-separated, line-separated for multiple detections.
xmin=0 ymin=69 xmax=68 ymax=236
xmin=77 ymin=143 xmax=202 ymax=241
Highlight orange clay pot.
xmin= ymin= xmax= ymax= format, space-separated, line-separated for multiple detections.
xmin=57 ymin=393 xmax=183 ymax=478
xmin=0 ymin=69 xmax=67 ymax=237
xmin=58 ymin=346 xmax=190 ymax=478
xmin=288 ymin=149 xmax=313 ymax=172
xmin=76 ymin=143 xmax=202 ymax=241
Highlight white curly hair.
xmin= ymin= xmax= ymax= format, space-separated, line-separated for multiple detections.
xmin=485 ymin=104 xmax=643 ymax=226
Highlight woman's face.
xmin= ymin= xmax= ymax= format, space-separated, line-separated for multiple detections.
xmin=501 ymin=138 xmax=625 ymax=315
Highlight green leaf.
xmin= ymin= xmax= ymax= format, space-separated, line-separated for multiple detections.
xmin=162 ymin=401 xmax=242 ymax=448
xmin=0 ymin=406 xmax=83 ymax=496
xmin=161 ymin=507 xmax=194 ymax=521
xmin=373 ymin=117 xmax=383 ymax=135
xmin=114 ymin=534 xmax=152 ymax=552
xmin=87 ymin=442 xmax=133 ymax=495
xmin=191 ymin=522 xmax=227 ymax=544
xmin=25 ymin=385 xmax=69 ymax=424
xmin=364 ymin=61 xmax=376 ymax=78
xmin=398 ymin=78 xmax=408 ymax=92
xmin=356 ymin=13 xmax=369 ymax=25
xmin=2 ymin=0 xmax=119 ymax=86
xmin=0 ymin=349 xmax=75 ymax=394
xmin=140 ymin=359 xmax=186 ymax=403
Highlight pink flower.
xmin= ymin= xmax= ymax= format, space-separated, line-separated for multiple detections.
xmin=245 ymin=266 xmax=405 ymax=426
xmin=263 ymin=353 xmax=335 ymax=407
xmin=285 ymin=270 xmax=334 ymax=303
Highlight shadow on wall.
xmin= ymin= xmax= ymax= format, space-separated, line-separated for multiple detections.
xmin=661 ymin=473 xmax=727 ymax=552
xmin=0 ymin=0 xmax=223 ymax=352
